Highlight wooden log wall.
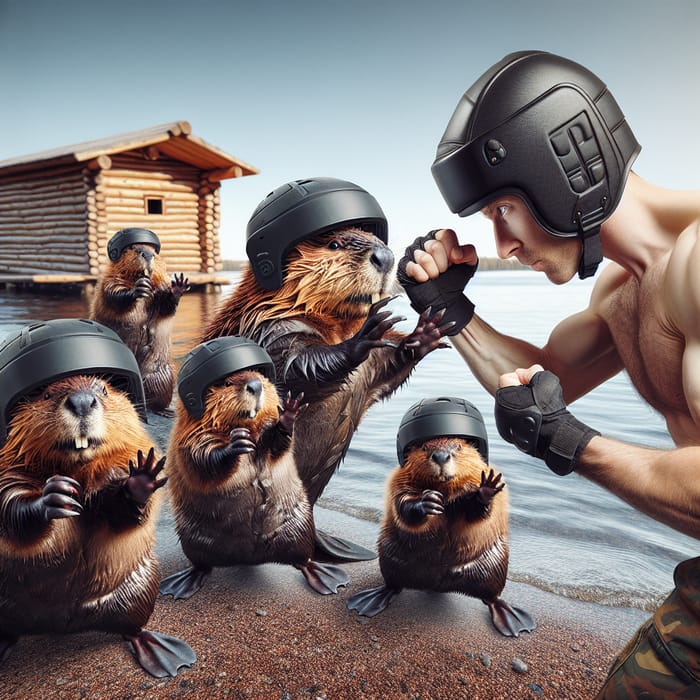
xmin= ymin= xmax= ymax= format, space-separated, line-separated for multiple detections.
xmin=0 ymin=167 xmax=90 ymax=275
xmin=93 ymin=153 xmax=210 ymax=274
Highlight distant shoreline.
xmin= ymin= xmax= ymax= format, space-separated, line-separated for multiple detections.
xmin=221 ymin=257 xmax=529 ymax=272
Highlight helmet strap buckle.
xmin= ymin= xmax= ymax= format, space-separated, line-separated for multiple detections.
xmin=577 ymin=225 xmax=602 ymax=279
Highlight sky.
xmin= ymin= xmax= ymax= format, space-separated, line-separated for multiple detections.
xmin=1 ymin=0 xmax=698 ymax=261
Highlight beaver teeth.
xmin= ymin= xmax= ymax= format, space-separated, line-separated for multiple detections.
xmin=371 ymin=293 xmax=381 ymax=304
xmin=74 ymin=436 xmax=89 ymax=450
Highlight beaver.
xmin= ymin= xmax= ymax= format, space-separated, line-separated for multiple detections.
xmin=0 ymin=319 xmax=195 ymax=677
xmin=0 ymin=375 xmax=196 ymax=675
xmin=90 ymin=228 xmax=188 ymax=414
xmin=159 ymin=336 xmax=349 ymax=599
xmin=347 ymin=397 xmax=535 ymax=637
xmin=201 ymin=179 xmax=452 ymax=560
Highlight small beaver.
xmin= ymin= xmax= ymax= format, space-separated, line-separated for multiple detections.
xmin=347 ymin=397 xmax=535 ymax=637
xmin=90 ymin=227 xmax=188 ymax=414
xmin=160 ymin=336 xmax=349 ymax=599
xmin=201 ymin=178 xmax=452 ymax=561
xmin=0 ymin=319 xmax=196 ymax=677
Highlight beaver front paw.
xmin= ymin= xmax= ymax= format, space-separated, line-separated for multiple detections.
xmin=477 ymin=468 xmax=505 ymax=506
xmin=38 ymin=474 xmax=83 ymax=520
xmin=400 ymin=307 xmax=453 ymax=362
xmin=133 ymin=276 xmax=154 ymax=300
xmin=171 ymin=273 xmax=190 ymax=299
xmin=228 ymin=427 xmax=257 ymax=455
xmin=124 ymin=447 xmax=167 ymax=507
xmin=346 ymin=296 xmax=405 ymax=364
xmin=277 ymin=391 xmax=308 ymax=434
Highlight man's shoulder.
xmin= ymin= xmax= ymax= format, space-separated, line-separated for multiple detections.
xmin=588 ymin=262 xmax=631 ymax=310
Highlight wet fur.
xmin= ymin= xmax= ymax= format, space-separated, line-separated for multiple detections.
xmin=166 ymin=370 xmax=315 ymax=567
xmin=90 ymin=245 xmax=181 ymax=411
xmin=201 ymin=228 xmax=418 ymax=504
xmin=0 ymin=375 xmax=161 ymax=636
xmin=379 ymin=438 xmax=509 ymax=601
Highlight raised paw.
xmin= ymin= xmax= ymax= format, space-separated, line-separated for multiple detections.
xmin=229 ymin=427 xmax=256 ymax=455
xmin=401 ymin=307 xmax=454 ymax=362
xmin=478 ymin=468 xmax=505 ymax=505
xmin=124 ymin=447 xmax=167 ymax=507
xmin=40 ymin=474 xmax=83 ymax=520
xmin=347 ymin=296 xmax=405 ymax=363
xmin=171 ymin=273 xmax=190 ymax=297
xmin=278 ymin=391 xmax=308 ymax=433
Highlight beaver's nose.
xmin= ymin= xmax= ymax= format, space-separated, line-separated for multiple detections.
xmin=430 ymin=449 xmax=452 ymax=467
xmin=66 ymin=389 xmax=98 ymax=417
xmin=370 ymin=245 xmax=394 ymax=273
xmin=245 ymin=377 xmax=263 ymax=398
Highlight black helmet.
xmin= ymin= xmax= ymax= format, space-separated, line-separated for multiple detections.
xmin=246 ymin=177 xmax=388 ymax=290
xmin=178 ymin=336 xmax=276 ymax=419
xmin=107 ymin=228 xmax=161 ymax=262
xmin=431 ymin=50 xmax=640 ymax=279
xmin=396 ymin=396 xmax=489 ymax=465
xmin=0 ymin=318 xmax=147 ymax=445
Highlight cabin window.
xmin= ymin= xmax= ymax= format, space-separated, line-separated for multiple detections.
xmin=145 ymin=196 xmax=164 ymax=215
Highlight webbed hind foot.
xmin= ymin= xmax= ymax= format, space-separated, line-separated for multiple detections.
xmin=347 ymin=585 xmax=401 ymax=617
xmin=314 ymin=529 xmax=377 ymax=562
xmin=125 ymin=629 xmax=196 ymax=677
xmin=159 ymin=566 xmax=211 ymax=600
xmin=484 ymin=597 xmax=536 ymax=637
xmin=296 ymin=560 xmax=349 ymax=595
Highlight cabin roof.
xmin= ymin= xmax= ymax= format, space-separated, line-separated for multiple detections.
xmin=0 ymin=121 xmax=259 ymax=179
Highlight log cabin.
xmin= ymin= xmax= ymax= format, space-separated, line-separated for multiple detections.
xmin=0 ymin=121 xmax=258 ymax=287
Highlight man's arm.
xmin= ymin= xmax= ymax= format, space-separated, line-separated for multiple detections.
xmin=577 ymin=436 xmax=700 ymax=539
xmin=401 ymin=228 xmax=624 ymax=402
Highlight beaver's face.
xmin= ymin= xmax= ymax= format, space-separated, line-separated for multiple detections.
xmin=10 ymin=375 xmax=125 ymax=465
xmin=404 ymin=437 xmax=484 ymax=484
xmin=284 ymin=228 xmax=396 ymax=318
xmin=116 ymin=244 xmax=158 ymax=281
xmin=203 ymin=370 xmax=279 ymax=432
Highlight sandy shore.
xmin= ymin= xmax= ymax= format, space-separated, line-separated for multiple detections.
xmin=0 ymin=413 xmax=651 ymax=700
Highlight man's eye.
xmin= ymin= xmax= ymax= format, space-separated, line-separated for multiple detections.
xmin=497 ymin=205 xmax=509 ymax=217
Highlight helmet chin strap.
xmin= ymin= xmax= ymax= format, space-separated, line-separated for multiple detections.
xmin=577 ymin=226 xmax=603 ymax=279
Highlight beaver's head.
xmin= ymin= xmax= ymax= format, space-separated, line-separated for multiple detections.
xmin=403 ymin=436 xmax=487 ymax=489
xmin=201 ymin=370 xmax=279 ymax=434
xmin=2 ymin=375 xmax=140 ymax=472
xmin=110 ymin=243 xmax=167 ymax=285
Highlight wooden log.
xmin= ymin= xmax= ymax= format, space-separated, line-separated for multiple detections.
xmin=0 ymin=167 xmax=86 ymax=188
xmin=86 ymin=155 xmax=112 ymax=171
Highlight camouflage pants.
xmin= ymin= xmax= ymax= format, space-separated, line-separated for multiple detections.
xmin=596 ymin=557 xmax=700 ymax=698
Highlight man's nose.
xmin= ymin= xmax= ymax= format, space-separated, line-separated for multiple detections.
xmin=493 ymin=222 xmax=520 ymax=259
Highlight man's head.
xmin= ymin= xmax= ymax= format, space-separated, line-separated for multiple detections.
xmin=431 ymin=50 xmax=640 ymax=279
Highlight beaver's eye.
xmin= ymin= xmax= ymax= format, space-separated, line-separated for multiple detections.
xmin=43 ymin=391 xmax=51 ymax=400
xmin=327 ymin=240 xmax=342 ymax=250
xmin=102 ymin=385 xmax=108 ymax=397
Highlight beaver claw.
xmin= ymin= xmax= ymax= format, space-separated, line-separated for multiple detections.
xmin=229 ymin=427 xmax=257 ymax=454
xmin=400 ymin=307 xmax=454 ymax=362
xmin=133 ymin=276 xmax=154 ymax=299
xmin=347 ymin=297 xmax=405 ymax=364
xmin=124 ymin=448 xmax=167 ymax=506
xmin=40 ymin=475 xmax=83 ymax=520
xmin=171 ymin=273 xmax=190 ymax=298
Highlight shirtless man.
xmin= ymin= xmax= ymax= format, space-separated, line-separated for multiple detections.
xmin=399 ymin=51 xmax=700 ymax=697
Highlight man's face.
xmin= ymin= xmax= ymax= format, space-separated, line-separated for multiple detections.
xmin=481 ymin=196 xmax=582 ymax=284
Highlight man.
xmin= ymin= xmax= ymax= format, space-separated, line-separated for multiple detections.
xmin=399 ymin=50 xmax=700 ymax=697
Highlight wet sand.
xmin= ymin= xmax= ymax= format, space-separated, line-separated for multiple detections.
xmin=1 ymin=413 xmax=651 ymax=699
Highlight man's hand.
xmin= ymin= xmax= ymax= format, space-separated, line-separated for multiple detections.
xmin=495 ymin=365 xmax=600 ymax=475
xmin=397 ymin=229 xmax=478 ymax=335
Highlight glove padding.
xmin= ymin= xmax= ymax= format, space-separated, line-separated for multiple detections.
xmin=397 ymin=230 xmax=477 ymax=336
xmin=494 ymin=370 xmax=600 ymax=475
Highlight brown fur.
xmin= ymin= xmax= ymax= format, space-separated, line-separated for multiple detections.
xmin=379 ymin=437 xmax=510 ymax=601
xmin=200 ymin=228 xmax=427 ymax=506
xmin=0 ymin=375 xmax=162 ymax=636
xmin=166 ymin=370 xmax=315 ymax=567
xmin=90 ymin=245 xmax=181 ymax=412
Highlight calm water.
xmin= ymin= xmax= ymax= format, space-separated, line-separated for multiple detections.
xmin=0 ymin=270 xmax=695 ymax=611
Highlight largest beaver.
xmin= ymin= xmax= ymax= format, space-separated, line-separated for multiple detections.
xmin=90 ymin=227 xmax=188 ymax=414
xmin=201 ymin=177 xmax=452 ymax=560
xmin=0 ymin=319 xmax=196 ymax=677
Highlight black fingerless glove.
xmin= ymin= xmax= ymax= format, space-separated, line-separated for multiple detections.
xmin=494 ymin=370 xmax=600 ymax=476
xmin=397 ymin=230 xmax=477 ymax=336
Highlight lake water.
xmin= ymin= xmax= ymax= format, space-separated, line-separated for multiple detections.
xmin=0 ymin=269 xmax=695 ymax=612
